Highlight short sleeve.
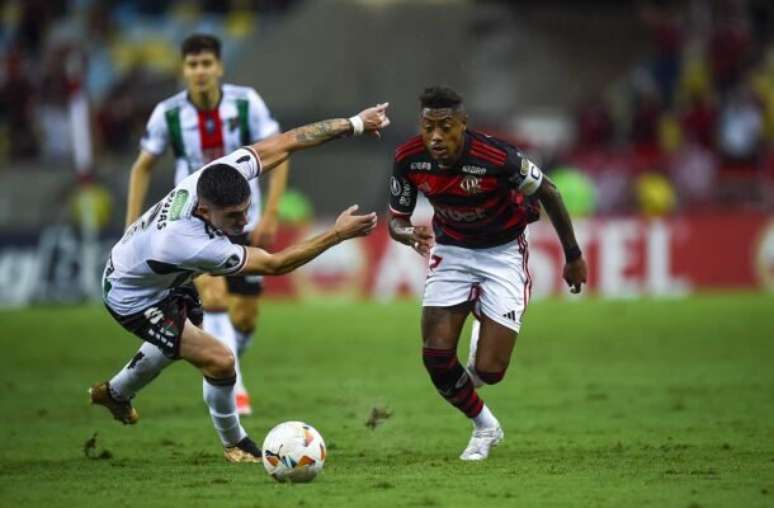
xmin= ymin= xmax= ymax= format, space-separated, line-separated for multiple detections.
xmin=248 ymin=89 xmax=280 ymax=142
xmin=189 ymin=237 xmax=247 ymax=276
xmin=205 ymin=147 xmax=262 ymax=180
xmin=139 ymin=103 xmax=169 ymax=156
xmin=506 ymin=151 xmax=544 ymax=196
xmin=389 ymin=159 xmax=417 ymax=217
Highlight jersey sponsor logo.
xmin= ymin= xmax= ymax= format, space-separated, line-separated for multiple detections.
xmin=169 ymin=190 xmax=189 ymax=221
xmin=390 ymin=176 xmax=402 ymax=196
xmin=410 ymin=161 xmax=432 ymax=171
xmin=461 ymin=165 xmax=487 ymax=175
xmin=435 ymin=206 xmax=487 ymax=223
xmin=460 ymin=175 xmax=483 ymax=195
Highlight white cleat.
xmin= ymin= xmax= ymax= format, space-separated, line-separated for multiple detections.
xmin=466 ymin=319 xmax=484 ymax=388
xmin=459 ymin=425 xmax=504 ymax=461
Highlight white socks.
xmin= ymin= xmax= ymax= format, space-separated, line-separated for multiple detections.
xmin=473 ymin=404 xmax=499 ymax=430
xmin=109 ymin=342 xmax=174 ymax=401
xmin=203 ymin=377 xmax=247 ymax=446
xmin=202 ymin=312 xmax=247 ymax=394
xmin=234 ymin=328 xmax=253 ymax=358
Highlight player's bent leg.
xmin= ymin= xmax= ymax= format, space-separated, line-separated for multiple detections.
xmin=228 ymin=295 xmax=259 ymax=350
xmin=459 ymin=315 xmax=518 ymax=460
xmin=90 ymin=342 xmax=175 ymax=425
xmin=472 ymin=314 xmax=517 ymax=385
xmin=227 ymin=295 xmax=259 ymax=416
xmin=179 ymin=320 xmax=259 ymax=462
xmin=466 ymin=319 xmax=484 ymax=388
xmin=421 ymin=304 xmax=488 ymax=419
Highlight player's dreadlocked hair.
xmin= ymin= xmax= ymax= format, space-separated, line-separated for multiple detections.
xmin=181 ymin=34 xmax=221 ymax=59
xmin=419 ymin=86 xmax=464 ymax=109
xmin=197 ymin=164 xmax=250 ymax=208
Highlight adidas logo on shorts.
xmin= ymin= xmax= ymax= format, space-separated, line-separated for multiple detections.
xmin=502 ymin=310 xmax=516 ymax=321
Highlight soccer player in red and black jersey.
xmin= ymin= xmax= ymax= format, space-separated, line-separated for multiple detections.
xmin=388 ymin=86 xmax=587 ymax=460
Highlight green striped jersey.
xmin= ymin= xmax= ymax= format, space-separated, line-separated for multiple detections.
xmin=140 ymin=84 xmax=279 ymax=231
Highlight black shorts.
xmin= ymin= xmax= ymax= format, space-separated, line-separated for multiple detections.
xmin=225 ymin=232 xmax=263 ymax=296
xmin=106 ymin=284 xmax=203 ymax=359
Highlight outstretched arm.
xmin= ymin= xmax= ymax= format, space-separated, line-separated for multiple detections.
xmin=534 ymin=176 xmax=588 ymax=293
xmin=252 ymin=103 xmax=390 ymax=173
xmin=240 ymin=205 xmax=378 ymax=276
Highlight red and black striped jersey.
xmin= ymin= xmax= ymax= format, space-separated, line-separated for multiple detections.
xmin=389 ymin=130 xmax=543 ymax=249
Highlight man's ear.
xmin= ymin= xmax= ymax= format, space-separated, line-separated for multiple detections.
xmin=196 ymin=201 xmax=210 ymax=219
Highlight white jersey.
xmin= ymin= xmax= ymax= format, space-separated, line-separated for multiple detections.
xmin=105 ymin=148 xmax=262 ymax=315
xmin=140 ymin=84 xmax=279 ymax=231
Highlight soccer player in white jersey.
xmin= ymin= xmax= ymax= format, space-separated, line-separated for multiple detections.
xmin=125 ymin=34 xmax=286 ymax=415
xmin=91 ymin=103 xmax=390 ymax=462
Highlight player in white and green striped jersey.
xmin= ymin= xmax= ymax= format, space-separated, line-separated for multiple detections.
xmin=125 ymin=34 xmax=287 ymax=416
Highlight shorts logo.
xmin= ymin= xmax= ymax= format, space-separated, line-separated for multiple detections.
xmin=460 ymin=175 xmax=482 ymax=194
xmin=390 ymin=176 xmax=402 ymax=196
xmin=502 ymin=310 xmax=517 ymax=321
xmin=144 ymin=307 xmax=164 ymax=325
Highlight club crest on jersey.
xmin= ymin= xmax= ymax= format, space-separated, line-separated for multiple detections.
xmin=460 ymin=175 xmax=483 ymax=194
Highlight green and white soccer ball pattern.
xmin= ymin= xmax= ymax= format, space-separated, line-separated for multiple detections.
xmin=262 ymin=421 xmax=326 ymax=483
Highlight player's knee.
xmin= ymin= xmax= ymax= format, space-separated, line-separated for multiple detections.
xmin=476 ymin=370 xmax=506 ymax=385
xmin=422 ymin=347 xmax=463 ymax=393
xmin=208 ymin=345 xmax=236 ymax=379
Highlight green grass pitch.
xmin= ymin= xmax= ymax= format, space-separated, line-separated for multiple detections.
xmin=1 ymin=294 xmax=773 ymax=507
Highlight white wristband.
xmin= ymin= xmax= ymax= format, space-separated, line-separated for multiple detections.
xmin=348 ymin=115 xmax=364 ymax=136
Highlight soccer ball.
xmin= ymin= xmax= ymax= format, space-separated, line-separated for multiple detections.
xmin=261 ymin=421 xmax=327 ymax=483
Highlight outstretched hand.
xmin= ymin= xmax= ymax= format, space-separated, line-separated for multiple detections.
xmin=357 ymin=103 xmax=391 ymax=138
xmin=563 ymin=257 xmax=588 ymax=294
xmin=333 ymin=205 xmax=378 ymax=241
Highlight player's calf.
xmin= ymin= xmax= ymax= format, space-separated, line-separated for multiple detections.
xmin=422 ymin=347 xmax=483 ymax=418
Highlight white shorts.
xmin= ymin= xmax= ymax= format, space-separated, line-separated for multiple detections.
xmin=422 ymin=235 xmax=532 ymax=332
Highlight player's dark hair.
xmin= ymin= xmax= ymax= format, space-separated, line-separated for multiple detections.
xmin=419 ymin=86 xmax=464 ymax=109
xmin=197 ymin=164 xmax=250 ymax=208
xmin=181 ymin=34 xmax=221 ymax=59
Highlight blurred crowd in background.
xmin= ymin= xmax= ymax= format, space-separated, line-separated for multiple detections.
xmin=0 ymin=0 xmax=294 ymax=162
xmin=1 ymin=0 xmax=774 ymax=217
xmin=551 ymin=0 xmax=774 ymax=214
